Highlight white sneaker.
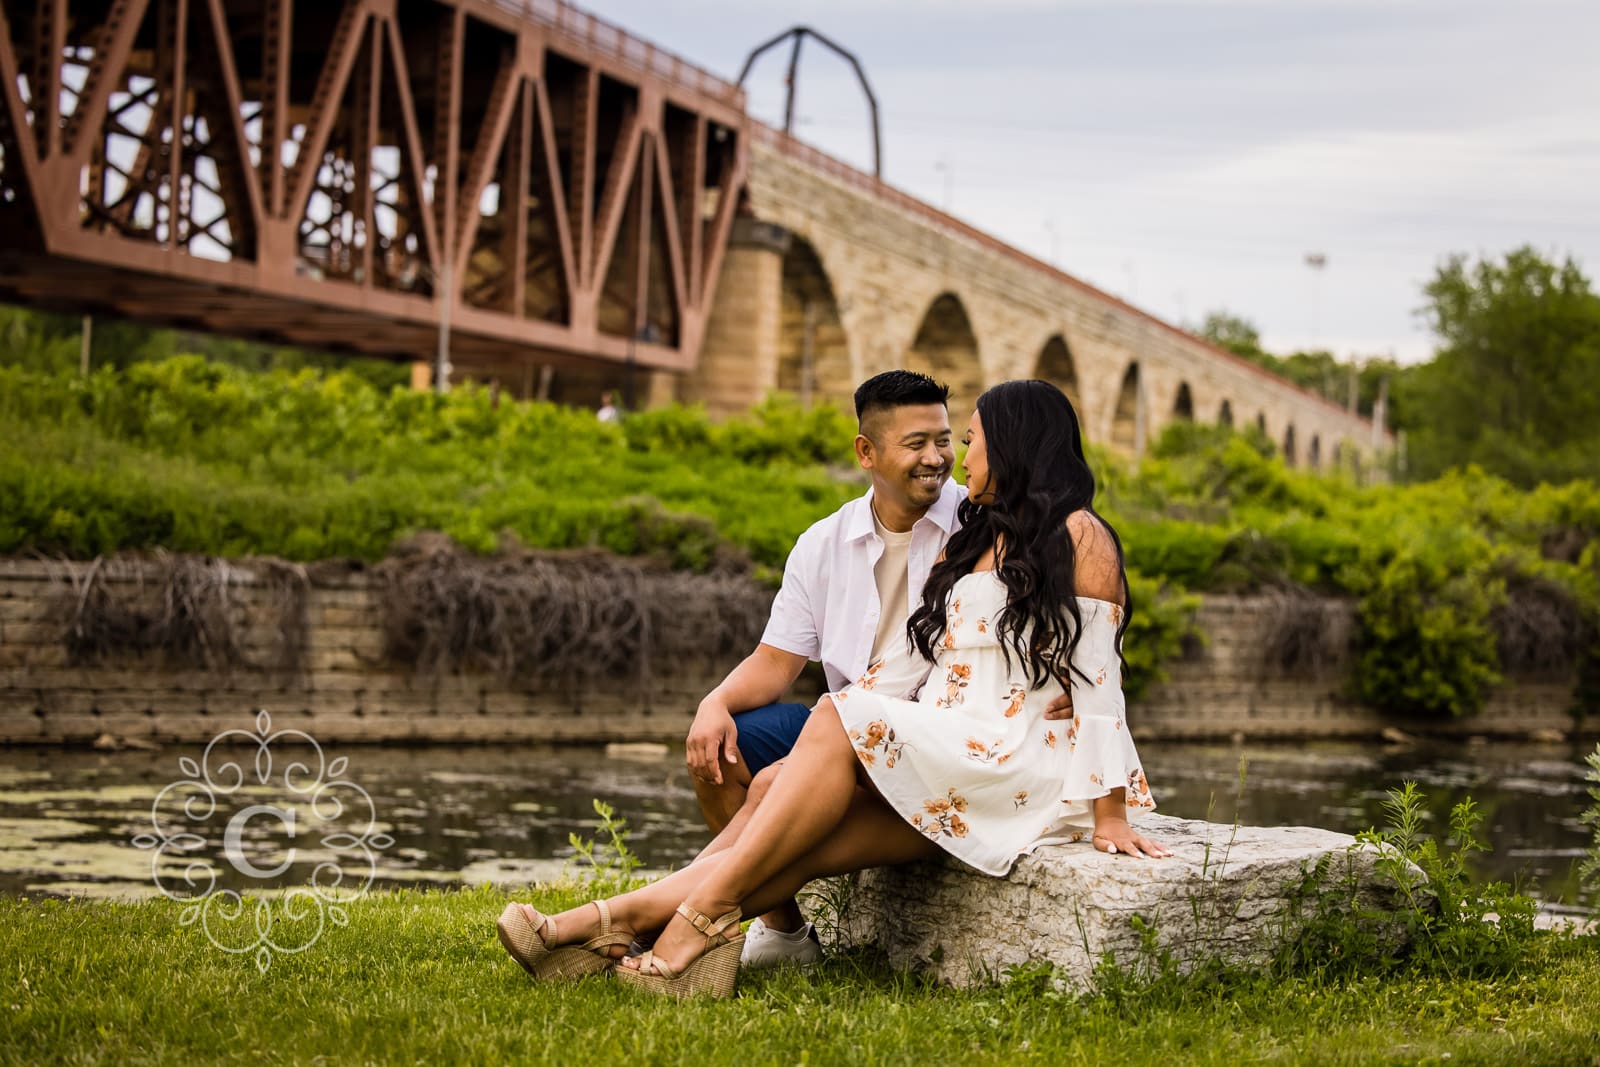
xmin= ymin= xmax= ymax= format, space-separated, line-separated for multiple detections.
xmin=739 ymin=917 xmax=823 ymax=969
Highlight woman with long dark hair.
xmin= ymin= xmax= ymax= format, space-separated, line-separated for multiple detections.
xmin=498 ymin=380 xmax=1170 ymax=997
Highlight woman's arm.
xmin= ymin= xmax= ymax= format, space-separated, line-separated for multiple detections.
xmin=1069 ymin=510 xmax=1172 ymax=859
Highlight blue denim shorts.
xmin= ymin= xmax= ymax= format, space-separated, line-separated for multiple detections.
xmin=733 ymin=701 xmax=811 ymax=776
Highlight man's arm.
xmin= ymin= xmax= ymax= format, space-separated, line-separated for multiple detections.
xmin=685 ymin=643 xmax=809 ymax=784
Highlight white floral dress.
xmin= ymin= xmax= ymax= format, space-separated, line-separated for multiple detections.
xmin=832 ymin=570 xmax=1156 ymax=876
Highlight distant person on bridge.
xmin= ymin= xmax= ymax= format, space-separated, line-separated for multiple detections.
xmin=595 ymin=392 xmax=620 ymax=423
xmin=497 ymin=378 xmax=1168 ymax=997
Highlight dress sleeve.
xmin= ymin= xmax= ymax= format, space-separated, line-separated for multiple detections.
xmin=1057 ymin=605 xmax=1157 ymax=814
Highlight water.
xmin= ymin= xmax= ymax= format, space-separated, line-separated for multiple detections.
xmin=0 ymin=738 xmax=1593 ymax=913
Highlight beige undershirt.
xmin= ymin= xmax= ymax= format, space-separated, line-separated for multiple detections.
xmin=870 ymin=506 xmax=916 ymax=665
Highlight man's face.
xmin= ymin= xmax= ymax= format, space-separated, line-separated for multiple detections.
xmin=856 ymin=403 xmax=955 ymax=513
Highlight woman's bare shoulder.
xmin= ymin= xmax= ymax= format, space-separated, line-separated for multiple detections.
xmin=1065 ymin=509 xmax=1124 ymax=603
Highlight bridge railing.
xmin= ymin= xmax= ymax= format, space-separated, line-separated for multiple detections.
xmin=486 ymin=0 xmax=744 ymax=107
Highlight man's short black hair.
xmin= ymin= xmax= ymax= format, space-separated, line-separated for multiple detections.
xmin=854 ymin=370 xmax=951 ymax=425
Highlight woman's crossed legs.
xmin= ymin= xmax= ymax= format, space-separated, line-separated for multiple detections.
xmin=532 ymin=697 xmax=935 ymax=971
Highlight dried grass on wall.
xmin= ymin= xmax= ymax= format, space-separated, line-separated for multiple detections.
xmin=1258 ymin=583 xmax=1355 ymax=676
xmin=1492 ymin=572 xmax=1594 ymax=677
xmin=372 ymin=535 xmax=773 ymax=690
xmin=56 ymin=552 xmax=309 ymax=672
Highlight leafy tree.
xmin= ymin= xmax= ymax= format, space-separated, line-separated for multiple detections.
xmin=1198 ymin=310 xmax=1268 ymax=362
xmin=1408 ymin=246 xmax=1600 ymax=486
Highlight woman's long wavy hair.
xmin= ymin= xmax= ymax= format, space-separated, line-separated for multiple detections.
xmin=908 ymin=380 xmax=1131 ymax=687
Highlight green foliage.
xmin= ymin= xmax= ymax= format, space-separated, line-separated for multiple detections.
xmin=1343 ymin=545 xmax=1505 ymax=718
xmin=1582 ymin=743 xmax=1600 ymax=898
xmin=1110 ymin=423 xmax=1600 ymax=718
xmin=0 ymin=358 xmax=863 ymax=571
xmin=0 ymin=301 xmax=408 ymax=389
xmin=1353 ymin=782 xmax=1540 ymax=978
xmin=1120 ymin=570 xmax=1200 ymax=701
xmin=1408 ymin=246 xmax=1600 ymax=486
xmin=1274 ymin=783 xmax=1544 ymax=983
xmin=565 ymin=799 xmax=644 ymax=895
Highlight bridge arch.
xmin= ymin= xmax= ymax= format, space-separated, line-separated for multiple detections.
xmin=1110 ymin=362 xmax=1146 ymax=456
xmin=1256 ymin=411 xmax=1268 ymax=436
xmin=906 ymin=292 xmax=983 ymax=421
xmin=776 ymin=236 xmax=850 ymax=409
xmin=1173 ymin=382 xmax=1195 ymax=421
xmin=1219 ymin=399 xmax=1234 ymax=427
xmin=1283 ymin=424 xmax=1298 ymax=466
xmin=1033 ymin=334 xmax=1081 ymax=410
xmin=1308 ymin=434 xmax=1322 ymax=469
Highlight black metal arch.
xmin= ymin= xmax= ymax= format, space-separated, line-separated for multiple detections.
xmin=738 ymin=26 xmax=883 ymax=179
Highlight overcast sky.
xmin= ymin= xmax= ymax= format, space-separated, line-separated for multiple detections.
xmin=594 ymin=0 xmax=1600 ymax=364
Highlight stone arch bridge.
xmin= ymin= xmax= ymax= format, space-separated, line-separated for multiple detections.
xmin=682 ymin=129 xmax=1386 ymax=467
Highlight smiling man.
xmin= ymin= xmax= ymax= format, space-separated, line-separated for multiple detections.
xmin=681 ymin=370 xmax=962 ymax=966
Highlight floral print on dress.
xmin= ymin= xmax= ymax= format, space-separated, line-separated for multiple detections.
xmin=1125 ymin=768 xmax=1155 ymax=809
xmin=910 ymin=789 xmax=970 ymax=838
xmin=849 ymin=720 xmax=910 ymax=769
xmin=856 ymin=659 xmax=885 ymax=691
xmin=963 ymin=736 xmax=1013 ymax=764
xmin=1002 ymin=684 xmax=1027 ymax=718
xmin=941 ymin=598 xmax=963 ymax=650
xmin=937 ymin=662 xmax=972 ymax=707
xmin=1013 ymin=790 xmax=1029 ymax=810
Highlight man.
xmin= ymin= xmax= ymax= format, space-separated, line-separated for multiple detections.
xmin=683 ymin=370 xmax=1072 ymax=967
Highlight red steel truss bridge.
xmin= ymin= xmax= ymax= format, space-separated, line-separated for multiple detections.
xmin=0 ymin=0 xmax=747 ymax=376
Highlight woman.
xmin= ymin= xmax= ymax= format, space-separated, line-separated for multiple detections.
xmin=498 ymin=380 xmax=1171 ymax=997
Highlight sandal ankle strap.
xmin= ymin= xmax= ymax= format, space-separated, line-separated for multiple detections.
xmin=675 ymin=902 xmax=741 ymax=940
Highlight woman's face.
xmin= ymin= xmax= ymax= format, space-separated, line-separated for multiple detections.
xmin=961 ymin=408 xmax=995 ymax=505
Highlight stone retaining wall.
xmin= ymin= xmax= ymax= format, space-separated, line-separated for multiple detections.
xmin=0 ymin=558 xmax=1585 ymax=746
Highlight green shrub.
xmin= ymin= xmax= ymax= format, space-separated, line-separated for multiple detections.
xmin=1121 ymin=570 xmax=1200 ymax=701
xmin=1354 ymin=783 xmax=1539 ymax=977
xmin=1581 ymin=743 xmax=1600 ymax=899
xmin=1345 ymin=548 xmax=1504 ymax=718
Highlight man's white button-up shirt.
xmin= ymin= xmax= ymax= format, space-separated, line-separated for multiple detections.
xmin=760 ymin=480 xmax=966 ymax=692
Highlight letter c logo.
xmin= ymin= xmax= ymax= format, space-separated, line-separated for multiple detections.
xmin=223 ymin=805 xmax=298 ymax=879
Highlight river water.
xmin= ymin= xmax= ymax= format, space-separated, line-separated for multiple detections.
xmin=1 ymin=738 xmax=1594 ymax=916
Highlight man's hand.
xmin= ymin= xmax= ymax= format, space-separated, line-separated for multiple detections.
xmin=1043 ymin=687 xmax=1074 ymax=721
xmin=685 ymin=699 xmax=739 ymax=784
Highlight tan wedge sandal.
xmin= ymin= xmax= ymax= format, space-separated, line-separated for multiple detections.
xmin=614 ymin=902 xmax=744 ymax=999
xmin=496 ymin=899 xmax=632 ymax=980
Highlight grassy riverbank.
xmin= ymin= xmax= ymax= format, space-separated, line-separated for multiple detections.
xmin=4 ymin=356 xmax=1598 ymax=718
xmin=2 ymin=882 xmax=1597 ymax=1066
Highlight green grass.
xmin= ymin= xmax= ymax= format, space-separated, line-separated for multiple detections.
xmin=3 ymin=884 xmax=1597 ymax=1066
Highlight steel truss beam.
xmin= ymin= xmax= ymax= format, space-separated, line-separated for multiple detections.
xmin=0 ymin=0 xmax=748 ymax=375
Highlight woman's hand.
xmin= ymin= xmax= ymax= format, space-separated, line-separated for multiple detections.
xmin=1091 ymin=796 xmax=1173 ymax=858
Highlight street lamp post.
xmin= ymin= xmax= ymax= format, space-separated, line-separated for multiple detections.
xmin=433 ymin=262 xmax=453 ymax=395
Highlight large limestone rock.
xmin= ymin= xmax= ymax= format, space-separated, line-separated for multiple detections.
xmin=815 ymin=814 xmax=1408 ymax=989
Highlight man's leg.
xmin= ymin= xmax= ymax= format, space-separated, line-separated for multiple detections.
xmin=692 ymin=759 xmax=752 ymax=834
xmin=693 ymin=703 xmax=810 ymax=940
